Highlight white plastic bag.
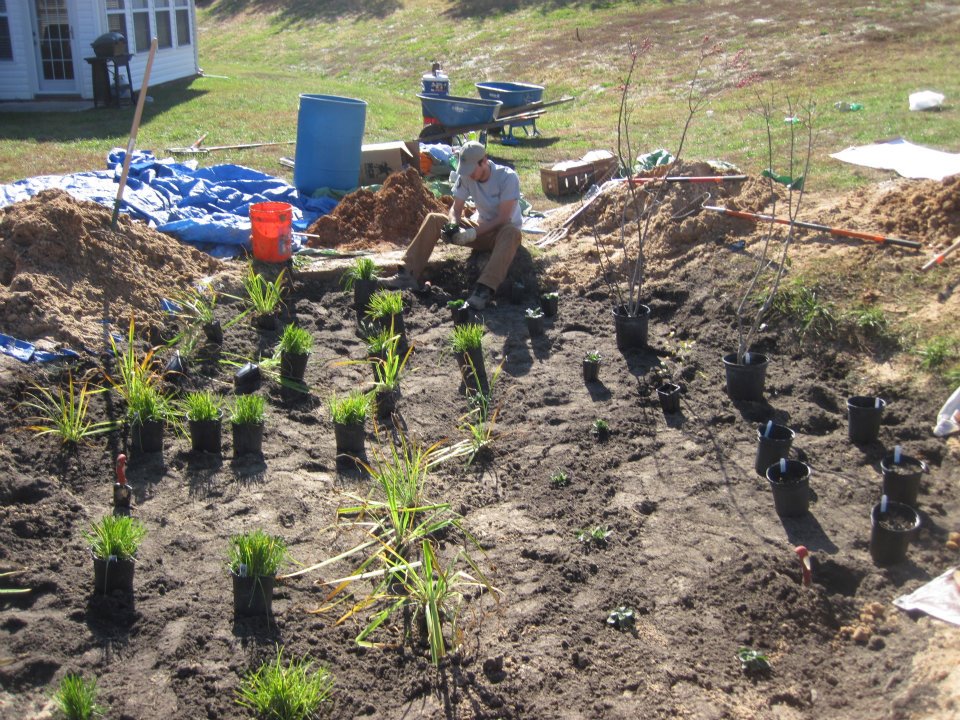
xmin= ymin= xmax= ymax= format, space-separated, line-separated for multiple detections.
xmin=909 ymin=90 xmax=945 ymax=111
xmin=933 ymin=384 xmax=960 ymax=437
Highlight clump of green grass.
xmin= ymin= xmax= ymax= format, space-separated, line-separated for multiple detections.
xmin=327 ymin=390 xmax=372 ymax=425
xmin=243 ymin=265 xmax=285 ymax=315
xmin=917 ymin=335 xmax=956 ymax=371
xmin=184 ymin=390 xmax=222 ymax=422
xmin=550 ymin=470 xmax=570 ymax=488
xmin=236 ymin=647 xmax=334 ymax=720
xmin=228 ymin=530 xmax=289 ymax=578
xmin=230 ymin=394 xmax=266 ymax=426
xmin=449 ymin=323 xmax=485 ymax=353
xmin=23 ymin=374 xmax=116 ymax=445
xmin=277 ymin=324 xmax=313 ymax=355
xmin=52 ymin=673 xmax=105 ymax=720
xmin=85 ymin=516 xmax=146 ymax=561
xmin=340 ymin=257 xmax=379 ymax=290
xmin=766 ymin=275 xmax=836 ymax=341
xmin=365 ymin=290 xmax=404 ymax=321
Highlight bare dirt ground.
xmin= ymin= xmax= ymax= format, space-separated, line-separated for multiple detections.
xmin=0 ymin=166 xmax=958 ymax=719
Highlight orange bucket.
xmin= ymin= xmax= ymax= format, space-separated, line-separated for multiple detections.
xmin=249 ymin=201 xmax=293 ymax=263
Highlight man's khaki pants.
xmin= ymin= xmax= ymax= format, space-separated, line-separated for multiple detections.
xmin=402 ymin=212 xmax=522 ymax=291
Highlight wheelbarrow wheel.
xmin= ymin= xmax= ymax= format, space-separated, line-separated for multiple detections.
xmin=419 ymin=124 xmax=453 ymax=144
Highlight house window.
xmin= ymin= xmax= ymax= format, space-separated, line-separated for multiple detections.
xmin=154 ymin=0 xmax=171 ymax=49
xmin=175 ymin=0 xmax=190 ymax=46
xmin=104 ymin=0 xmax=192 ymax=52
xmin=132 ymin=0 xmax=151 ymax=53
xmin=0 ymin=1 xmax=11 ymax=62
xmin=105 ymin=0 xmax=128 ymax=41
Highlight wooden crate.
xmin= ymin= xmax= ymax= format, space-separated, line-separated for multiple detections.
xmin=540 ymin=161 xmax=594 ymax=197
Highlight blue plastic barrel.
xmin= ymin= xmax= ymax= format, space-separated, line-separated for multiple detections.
xmin=294 ymin=94 xmax=367 ymax=194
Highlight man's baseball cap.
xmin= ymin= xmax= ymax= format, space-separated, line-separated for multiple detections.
xmin=456 ymin=141 xmax=486 ymax=177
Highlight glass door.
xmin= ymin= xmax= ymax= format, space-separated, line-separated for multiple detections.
xmin=33 ymin=0 xmax=77 ymax=93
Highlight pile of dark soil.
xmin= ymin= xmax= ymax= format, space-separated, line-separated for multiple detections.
xmin=305 ymin=167 xmax=449 ymax=252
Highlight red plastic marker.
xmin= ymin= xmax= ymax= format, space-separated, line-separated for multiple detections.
xmin=794 ymin=546 xmax=812 ymax=587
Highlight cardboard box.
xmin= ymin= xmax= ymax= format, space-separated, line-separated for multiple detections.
xmin=359 ymin=141 xmax=416 ymax=185
xmin=540 ymin=160 xmax=594 ymax=197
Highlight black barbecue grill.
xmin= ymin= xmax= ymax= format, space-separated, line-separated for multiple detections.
xmin=86 ymin=32 xmax=133 ymax=108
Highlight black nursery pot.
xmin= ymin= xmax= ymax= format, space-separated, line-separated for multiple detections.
xmin=93 ymin=555 xmax=135 ymax=594
xmin=164 ymin=351 xmax=188 ymax=383
xmin=722 ymin=352 xmax=769 ymax=402
xmin=526 ymin=315 xmax=545 ymax=337
xmin=450 ymin=305 xmax=471 ymax=326
xmin=765 ymin=459 xmax=810 ymax=517
xmin=457 ymin=347 xmax=489 ymax=396
xmin=234 ymin=362 xmax=262 ymax=394
xmin=612 ymin=304 xmax=650 ymax=350
xmin=254 ymin=311 xmax=279 ymax=331
xmin=334 ymin=420 xmax=366 ymax=456
xmin=880 ymin=453 xmax=927 ymax=508
xmin=870 ymin=500 xmax=921 ymax=567
xmin=189 ymin=415 xmax=222 ymax=454
xmin=847 ymin=396 xmax=886 ymax=444
xmin=232 ymin=422 xmax=264 ymax=456
xmin=354 ymin=278 xmax=377 ymax=312
xmin=131 ymin=419 xmax=164 ymax=454
xmin=754 ymin=422 xmax=796 ymax=476
xmin=203 ymin=320 xmax=223 ymax=344
xmin=232 ymin=572 xmax=276 ymax=616
xmin=656 ymin=383 xmax=682 ymax=413
xmin=540 ymin=294 xmax=559 ymax=317
xmin=280 ymin=351 xmax=309 ymax=383
xmin=582 ymin=359 xmax=600 ymax=383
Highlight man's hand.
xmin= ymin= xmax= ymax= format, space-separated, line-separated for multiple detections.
xmin=445 ymin=227 xmax=477 ymax=246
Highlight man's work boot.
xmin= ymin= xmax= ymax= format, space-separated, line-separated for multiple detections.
xmin=380 ymin=266 xmax=419 ymax=290
xmin=465 ymin=284 xmax=494 ymax=310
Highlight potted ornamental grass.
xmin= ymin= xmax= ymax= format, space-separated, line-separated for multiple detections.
xmin=242 ymin=265 xmax=286 ymax=331
xmin=184 ymin=390 xmax=223 ymax=454
xmin=276 ymin=323 xmax=314 ymax=384
xmin=341 ymin=256 xmax=380 ymax=312
xmin=582 ymin=351 xmax=602 ymax=383
xmin=372 ymin=333 xmax=412 ymax=420
xmin=328 ymin=389 xmax=372 ymax=457
xmin=449 ymin=323 xmax=488 ymax=395
xmin=228 ymin=529 xmax=290 ymax=616
xmin=230 ymin=393 xmax=266 ymax=456
xmin=86 ymin=515 xmax=146 ymax=594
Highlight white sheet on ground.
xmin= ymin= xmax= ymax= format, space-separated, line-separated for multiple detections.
xmin=894 ymin=566 xmax=960 ymax=626
xmin=830 ymin=138 xmax=960 ymax=181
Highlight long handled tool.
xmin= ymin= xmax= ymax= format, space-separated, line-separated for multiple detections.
xmin=702 ymin=205 xmax=922 ymax=249
xmin=110 ymin=38 xmax=157 ymax=230
xmin=921 ymin=236 xmax=960 ymax=270
xmin=627 ymin=175 xmax=748 ymax=185
xmin=166 ymin=140 xmax=296 ymax=155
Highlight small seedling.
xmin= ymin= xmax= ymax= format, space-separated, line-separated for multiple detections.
xmin=542 ymin=292 xmax=559 ymax=301
xmin=606 ymin=606 xmax=636 ymax=631
xmin=446 ymin=298 xmax=466 ymax=310
xmin=550 ymin=470 xmax=570 ymax=488
xmin=591 ymin=418 xmax=610 ymax=439
xmin=52 ymin=673 xmax=104 ymax=720
xmin=525 ymin=307 xmax=544 ymax=319
xmin=235 ymin=647 xmax=334 ymax=720
xmin=737 ymin=646 xmax=771 ymax=673
xmin=584 ymin=351 xmax=602 ymax=363
xmin=576 ymin=525 xmax=612 ymax=547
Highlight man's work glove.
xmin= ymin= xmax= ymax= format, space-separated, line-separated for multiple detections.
xmin=443 ymin=225 xmax=477 ymax=246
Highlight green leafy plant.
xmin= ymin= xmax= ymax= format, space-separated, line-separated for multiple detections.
xmin=550 ymin=470 xmax=570 ymax=488
xmin=125 ymin=382 xmax=172 ymax=425
xmin=542 ymin=291 xmax=559 ymax=301
xmin=592 ymin=418 xmax=610 ymax=438
xmin=184 ymin=390 xmax=222 ymax=422
xmin=365 ymin=289 xmax=404 ymax=321
xmin=576 ymin=525 xmax=612 ymax=548
xmin=373 ymin=331 xmax=412 ymax=392
xmin=85 ymin=515 xmax=146 ymax=561
xmin=22 ymin=374 xmax=116 ymax=445
xmin=277 ymin=323 xmax=314 ymax=355
xmin=52 ymin=673 xmax=104 ymax=720
xmin=606 ymin=606 xmax=636 ymax=631
xmin=171 ymin=283 xmax=218 ymax=325
xmin=340 ymin=256 xmax=379 ymax=290
xmin=243 ymin=265 xmax=286 ymax=316
xmin=106 ymin=315 xmax=163 ymax=410
xmin=446 ymin=298 xmax=466 ymax=310
xmin=230 ymin=394 xmax=266 ymax=426
xmin=765 ymin=275 xmax=837 ymax=342
xmin=327 ymin=390 xmax=372 ymax=425
xmin=449 ymin=323 xmax=485 ymax=353
xmin=228 ymin=529 xmax=289 ymax=578
xmin=454 ymin=360 xmax=504 ymax=465
xmin=584 ymin=351 xmax=602 ymax=363
xmin=235 ymin=647 xmax=334 ymax=720
xmin=364 ymin=326 xmax=397 ymax=356
xmin=525 ymin=307 xmax=544 ymax=319
xmin=917 ymin=335 xmax=956 ymax=371
xmin=737 ymin=646 xmax=771 ymax=673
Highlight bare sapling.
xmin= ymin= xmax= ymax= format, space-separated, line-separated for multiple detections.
xmin=595 ymin=37 xmax=733 ymax=317
xmin=734 ymin=96 xmax=816 ymax=364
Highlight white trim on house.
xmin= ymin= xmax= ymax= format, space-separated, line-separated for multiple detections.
xmin=0 ymin=0 xmax=198 ymax=101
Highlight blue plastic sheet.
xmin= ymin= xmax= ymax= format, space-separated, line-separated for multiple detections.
xmin=0 ymin=149 xmax=339 ymax=257
xmin=0 ymin=333 xmax=80 ymax=363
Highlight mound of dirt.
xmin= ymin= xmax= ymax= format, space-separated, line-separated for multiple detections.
xmin=304 ymin=167 xmax=449 ymax=252
xmin=0 ymin=189 xmax=222 ymax=351
xmin=863 ymin=175 xmax=960 ymax=246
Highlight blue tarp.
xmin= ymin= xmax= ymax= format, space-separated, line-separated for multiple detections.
xmin=0 ymin=149 xmax=339 ymax=257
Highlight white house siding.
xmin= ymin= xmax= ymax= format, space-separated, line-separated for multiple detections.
xmin=0 ymin=1 xmax=198 ymax=101
xmin=0 ymin=2 xmax=34 ymax=100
